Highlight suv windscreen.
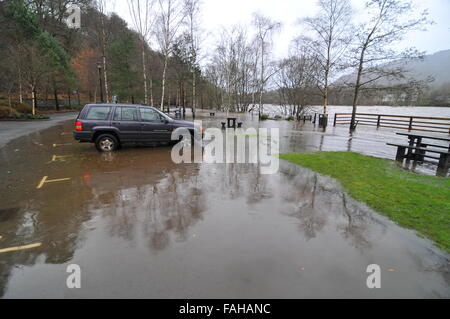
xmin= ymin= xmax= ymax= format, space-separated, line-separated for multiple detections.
xmin=114 ymin=107 xmax=138 ymax=121
xmin=86 ymin=106 xmax=112 ymax=120
xmin=140 ymin=108 xmax=162 ymax=122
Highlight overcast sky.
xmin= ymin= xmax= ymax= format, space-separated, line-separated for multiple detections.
xmin=115 ymin=0 xmax=450 ymax=59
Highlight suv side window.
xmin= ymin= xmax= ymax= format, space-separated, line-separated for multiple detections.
xmin=86 ymin=106 xmax=112 ymax=120
xmin=114 ymin=107 xmax=138 ymax=121
xmin=140 ymin=108 xmax=162 ymax=122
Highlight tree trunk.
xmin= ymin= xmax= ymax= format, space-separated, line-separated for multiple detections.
xmin=323 ymin=85 xmax=328 ymax=116
xmin=350 ymin=48 xmax=366 ymax=132
xmin=142 ymin=40 xmax=148 ymax=104
xmin=182 ymin=82 xmax=186 ymax=119
xmin=150 ymin=78 xmax=154 ymax=106
xmin=54 ymin=85 xmax=59 ymax=111
xmin=192 ymin=71 xmax=196 ymax=119
xmin=102 ymin=54 xmax=110 ymax=103
xmin=323 ymin=65 xmax=329 ymax=116
xmin=160 ymin=55 xmax=168 ymax=110
xmin=259 ymin=41 xmax=265 ymax=120
xmin=18 ymin=66 xmax=23 ymax=103
xmin=101 ymin=16 xmax=110 ymax=103
xmin=44 ymin=85 xmax=49 ymax=108
xmin=31 ymin=85 xmax=37 ymax=115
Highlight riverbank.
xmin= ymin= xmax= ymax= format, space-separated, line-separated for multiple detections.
xmin=280 ymin=152 xmax=450 ymax=252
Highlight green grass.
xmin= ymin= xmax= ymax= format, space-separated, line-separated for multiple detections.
xmin=280 ymin=152 xmax=450 ymax=252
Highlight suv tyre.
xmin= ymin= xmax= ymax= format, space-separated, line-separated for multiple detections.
xmin=95 ymin=134 xmax=119 ymax=153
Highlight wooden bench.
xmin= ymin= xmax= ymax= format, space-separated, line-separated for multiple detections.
xmin=387 ymin=143 xmax=450 ymax=170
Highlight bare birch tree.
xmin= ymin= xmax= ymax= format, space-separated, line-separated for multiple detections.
xmin=183 ymin=0 xmax=202 ymax=118
xmin=94 ymin=0 xmax=116 ymax=103
xmin=156 ymin=0 xmax=186 ymax=110
xmin=302 ymin=0 xmax=352 ymax=116
xmin=275 ymin=40 xmax=319 ymax=119
xmin=127 ymin=0 xmax=157 ymax=105
xmin=252 ymin=13 xmax=281 ymax=119
xmin=348 ymin=0 xmax=432 ymax=131
xmin=210 ymin=26 xmax=252 ymax=114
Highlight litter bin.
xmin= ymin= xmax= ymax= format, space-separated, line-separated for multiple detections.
xmin=319 ymin=114 xmax=328 ymax=127
xmin=174 ymin=110 xmax=182 ymax=120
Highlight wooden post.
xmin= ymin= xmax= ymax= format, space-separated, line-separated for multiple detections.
xmin=396 ymin=146 xmax=406 ymax=162
xmin=438 ymin=154 xmax=449 ymax=171
xmin=409 ymin=117 xmax=413 ymax=131
xmin=377 ymin=115 xmax=381 ymax=127
xmin=333 ymin=113 xmax=337 ymax=126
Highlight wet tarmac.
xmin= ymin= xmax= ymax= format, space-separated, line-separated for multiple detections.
xmin=0 ymin=112 xmax=449 ymax=298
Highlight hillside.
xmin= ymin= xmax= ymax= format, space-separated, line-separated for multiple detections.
xmin=337 ymin=49 xmax=450 ymax=88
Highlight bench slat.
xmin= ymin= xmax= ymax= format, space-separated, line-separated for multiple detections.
xmin=387 ymin=143 xmax=450 ymax=155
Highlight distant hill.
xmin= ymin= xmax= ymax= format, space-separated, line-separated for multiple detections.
xmin=337 ymin=49 xmax=450 ymax=88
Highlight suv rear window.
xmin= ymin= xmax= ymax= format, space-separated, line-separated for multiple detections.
xmin=86 ymin=106 xmax=112 ymax=120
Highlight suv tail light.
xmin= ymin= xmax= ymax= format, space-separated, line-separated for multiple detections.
xmin=75 ymin=121 xmax=83 ymax=131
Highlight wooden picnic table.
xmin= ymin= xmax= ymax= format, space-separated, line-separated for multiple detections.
xmin=396 ymin=132 xmax=450 ymax=152
xmin=389 ymin=132 xmax=450 ymax=173
xmin=227 ymin=117 xmax=237 ymax=129
xmin=396 ymin=131 xmax=450 ymax=142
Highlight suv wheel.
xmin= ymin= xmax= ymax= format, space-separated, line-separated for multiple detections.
xmin=95 ymin=134 xmax=119 ymax=152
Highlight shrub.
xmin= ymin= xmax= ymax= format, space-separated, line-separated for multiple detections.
xmin=286 ymin=116 xmax=295 ymax=121
xmin=0 ymin=105 xmax=12 ymax=118
xmin=0 ymin=100 xmax=33 ymax=114
xmin=260 ymin=114 xmax=269 ymax=121
xmin=11 ymin=101 xmax=33 ymax=114
xmin=7 ymin=113 xmax=26 ymax=119
xmin=26 ymin=114 xmax=49 ymax=119
xmin=274 ymin=115 xmax=282 ymax=120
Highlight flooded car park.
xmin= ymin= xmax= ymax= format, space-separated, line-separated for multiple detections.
xmin=0 ymin=112 xmax=449 ymax=298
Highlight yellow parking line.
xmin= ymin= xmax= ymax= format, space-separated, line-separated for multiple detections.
xmin=36 ymin=176 xmax=48 ymax=189
xmin=50 ymin=155 xmax=72 ymax=162
xmin=36 ymin=176 xmax=71 ymax=189
xmin=53 ymin=143 xmax=72 ymax=147
xmin=0 ymin=243 xmax=42 ymax=254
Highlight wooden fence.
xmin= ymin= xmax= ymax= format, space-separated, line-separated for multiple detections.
xmin=333 ymin=113 xmax=450 ymax=134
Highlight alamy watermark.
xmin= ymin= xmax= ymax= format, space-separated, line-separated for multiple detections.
xmin=170 ymin=122 xmax=280 ymax=175
xmin=366 ymin=264 xmax=381 ymax=289
xmin=66 ymin=264 xmax=81 ymax=289
xmin=65 ymin=4 xmax=81 ymax=29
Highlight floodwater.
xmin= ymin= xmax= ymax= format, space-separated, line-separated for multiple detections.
xmin=268 ymin=104 xmax=450 ymax=118
xmin=0 ymin=110 xmax=449 ymax=298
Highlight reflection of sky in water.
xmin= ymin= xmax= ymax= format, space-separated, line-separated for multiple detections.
xmin=0 ymin=113 xmax=448 ymax=298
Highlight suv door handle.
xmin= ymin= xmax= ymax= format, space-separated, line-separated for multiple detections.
xmin=112 ymin=122 xmax=120 ymax=125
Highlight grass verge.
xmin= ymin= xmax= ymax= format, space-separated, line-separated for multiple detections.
xmin=279 ymin=152 xmax=450 ymax=252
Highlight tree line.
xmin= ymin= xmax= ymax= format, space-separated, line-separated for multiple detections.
xmin=0 ymin=0 xmax=205 ymax=117
xmin=0 ymin=0 xmax=436 ymax=129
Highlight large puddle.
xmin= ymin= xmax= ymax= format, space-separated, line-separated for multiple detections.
xmin=0 ymin=112 xmax=448 ymax=298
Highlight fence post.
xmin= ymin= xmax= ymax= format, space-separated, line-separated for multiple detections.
xmin=334 ymin=113 xmax=337 ymax=126
xmin=409 ymin=117 xmax=413 ymax=131
xmin=377 ymin=115 xmax=381 ymax=127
